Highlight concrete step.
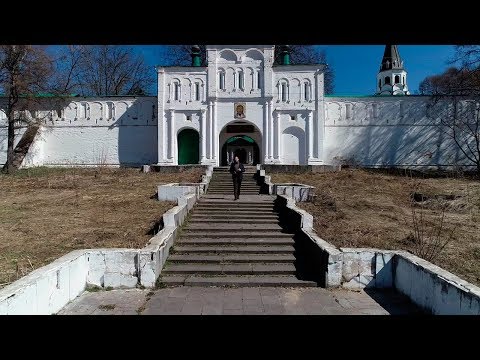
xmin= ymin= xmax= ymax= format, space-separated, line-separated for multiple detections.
xmin=172 ymin=245 xmax=295 ymax=254
xmin=159 ymin=275 xmax=317 ymax=287
xmin=209 ymin=186 xmax=258 ymax=188
xmin=191 ymin=209 xmax=278 ymax=214
xmin=162 ymin=263 xmax=296 ymax=275
xmin=167 ymin=254 xmax=295 ymax=263
xmin=188 ymin=218 xmax=278 ymax=224
xmin=185 ymin=224 xmax=283 ymax=231
xmin=190 ymin=212 xmax=277 ymax=218
xmin=207 ymin=190 xmax=259 ymax=193
xmin=194 ymin=203 xmax=274 ymax=209
xmin=180 ymin=231 xmax=292 ymax=238
xmin=177 ymin=238 xmax=294 ymax=245
xmin=196 ymin=200 xmax=274 ymax=205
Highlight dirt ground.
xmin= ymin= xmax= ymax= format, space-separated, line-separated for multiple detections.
xmin=271 ymin=169 xmax=480 ymax=287
xmin=0 ymin=167 xmax=204 ymax=288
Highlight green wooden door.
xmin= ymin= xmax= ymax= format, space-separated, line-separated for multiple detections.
xmin=178 ymin=129 xmax=199 ymax=165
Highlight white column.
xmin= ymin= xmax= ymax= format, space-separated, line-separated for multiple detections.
xmin=308 ymin=111 xmax=313 ymax=160
xmin=201 ymin=109 xmax=206 ymax=162
xmin=268 ymin=101 xmax=273 ymax=160
xmin=213 ymin=101 xmax=217 ymax=164
xmin=161 ymin=111 xmax=166 ymax=162
xmin=264 ymin=101 xmax=269 ymax=161
xmin=169 ymin=110 xmax=175 ymax=159
xmin=208 ymin=101 xmax=213 ymax=159
xmin=276 ymin=112 xmax=281 ymax=160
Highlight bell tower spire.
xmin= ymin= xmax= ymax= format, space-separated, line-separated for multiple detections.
xmin=376 ymin=45 xmax=410 ymax=95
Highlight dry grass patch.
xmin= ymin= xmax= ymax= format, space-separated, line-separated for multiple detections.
xmin=0 ymin=167 xmax=204 ymax=288
xmin=271 ymin=169 xmax=480 ymax=286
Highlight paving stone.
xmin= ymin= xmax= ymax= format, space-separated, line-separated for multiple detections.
xmin=202 ymin=304 xmax=223 ymax=315
xmin=223 ymin=309 xmax=244 ymax=315
xmin=169 ymin=287 xmax=191 ymax=298
xmin=181 ymin=301 xmax=203 ymax=315
xmin=243 ymin=306 xmax=264 ymax=315
xmin=262 ymin=304 xmax=285 ymax=314
xmin=242 ymin=287 xmax=261 ymax=300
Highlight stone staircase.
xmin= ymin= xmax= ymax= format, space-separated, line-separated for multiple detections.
xmin=159 ymin=167 xmax=317 ymax=288
xmin=206 ymin=166 xmax=260 ymax=195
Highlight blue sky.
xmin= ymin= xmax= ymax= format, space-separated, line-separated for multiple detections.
xmin=136 ymin=45 xmax=457 ymax=95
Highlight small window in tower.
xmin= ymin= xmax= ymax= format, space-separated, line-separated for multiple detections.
xmin=195 ymin=83 xmax=200 ymax=101
xmin=186 ymin=115 xmax=192 ymax=121
xmin=304 ymin=83 xmax=310 ymax=101
xmin=403 ymin=76 xmax=405 ymax=85
xmin=238 ymin=71 xmax=244 ymax=90
xmin=378 ymin=79 xmax=381 ymax=90
xmin=385 ymin=76 xmax=391 ymax=85
xmin=219 ymin=72 xmax=225 ymax=90
xmin=290 ymin=115 xmax=296 ymax=121
xmin=395 ymin=75 xmax=400 ymax=84
xmin=257 ymin=72 xmax=261 ymax=89
xmin=174 ymin=83 xmax=180 ymax=101
xmin=281 ymin=83 xmax=287 ymax=102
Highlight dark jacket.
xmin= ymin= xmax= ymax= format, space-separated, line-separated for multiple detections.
xmin=229 ymin=161 xmax=245 ymax=180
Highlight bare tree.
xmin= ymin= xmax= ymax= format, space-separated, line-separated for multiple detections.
xmin=0 ymin=45 xmax=53 ymax=173
xmin=74 ymin=46 xmax=155 ymax=96
xmin=419 ymin=46 xmax=480 ymax=177
xmin=163 ymin=45 xmax=335 ymax=94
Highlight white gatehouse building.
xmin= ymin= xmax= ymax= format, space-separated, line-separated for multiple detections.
xmin=0 ymin=45 xmax=475 ymax=169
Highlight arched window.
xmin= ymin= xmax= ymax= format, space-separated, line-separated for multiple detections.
xmin=281 ymin=83 xmax=287 ymax=102
xmin=394 ymin=75 xmax=400 ymax=84
xmin=403 ymin=76 xmax=405 ymax=85
xmin=174 ymin=83 xmax=181 ymax=101
xmin=80 ymin=103 xmax=88 ymax=118
xmin=345 ymin=104 xmax=352 ymax=119
xmin=304 ymin=82 xmax=310 ymax=101
xmin=238 ymin=70 xmax=244 ymax=90
xmin=195 ymin=82 xmax=200 ymax=101
xmin=385 ymin=76 xmax=391 ymax=85
xmin=219 ymin=72 xmax=225 ymax=90
xmin=106 ymin=102 xmax=113 ymax=120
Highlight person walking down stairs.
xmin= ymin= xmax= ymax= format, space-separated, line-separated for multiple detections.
xmin=229 ymin=156 xmax=245 ymax=200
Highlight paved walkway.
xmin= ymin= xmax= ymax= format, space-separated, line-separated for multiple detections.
xmin=58 ymin=286 xmax=422 ymax=315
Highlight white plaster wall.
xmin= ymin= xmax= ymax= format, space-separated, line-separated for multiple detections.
xmin=325 ymin=96 xmax=475 ymax=168
xmin=0 ymin=97 xmax=158 ymax=167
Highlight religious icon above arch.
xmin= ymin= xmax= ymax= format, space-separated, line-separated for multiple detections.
xmin=234 ymin=103 xmax=246 ymax=119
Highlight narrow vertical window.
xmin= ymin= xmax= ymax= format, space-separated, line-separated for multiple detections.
xmin=304 ymin=83 xmax=310 ymax=101
xmin=385 ymin=76 xmax=391 ymax=85
xmin=174 ymin=83 xmax=180 ymax=101
xmin=395 ymin=75 xmax=400 ymax=84
xmin=281 ymin=83 xmax=287 ymax=102
xmin=238 ymin=71 xmax=244 ymax=90
xmin=195 ymin=83 xmax=200 ymax=101
xmin=403 ymin=76 xmax=405 ymax=85
xmin=106 ymin=102 xmax=113 ymax=119
xmin=81 ymin=103 xmax=87 ymax=118
xmin=257 ymin=72 xmax=261 ymax=89
xmin=378 ymin=79 xmax=381 ymax=90
xmin=346 ymin=104 xmax=352 ymax=119
xmin=219 ymin=72 xmax=225 ymax=90
xmin=372 ymin=103 xmax=378 ymax=118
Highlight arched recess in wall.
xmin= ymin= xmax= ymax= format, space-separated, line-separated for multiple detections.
xmin=177 ymin=128 xmax=200 ymax=165
xmin=219 ymin=49 xmax=237 ymax=62
xmin=243 ymin=49 xmax=264 ymax=62
xmin=282 ymin=126 xmax=306 ymax=165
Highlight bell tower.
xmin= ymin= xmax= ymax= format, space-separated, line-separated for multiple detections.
xmin=376 ymin=45 xmax=410 ymax=95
